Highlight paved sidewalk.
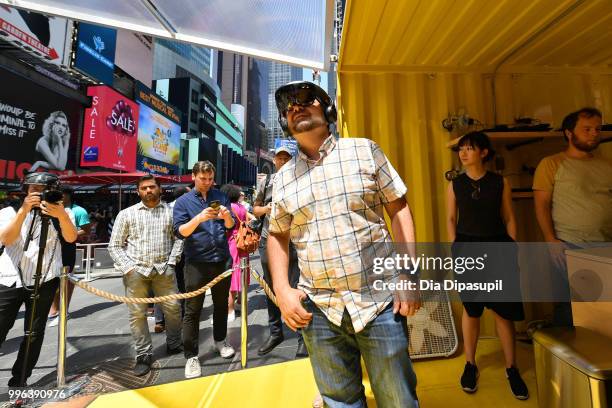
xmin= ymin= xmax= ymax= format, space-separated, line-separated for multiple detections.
xmin=0 ymin=257 xmax=304 ymax=402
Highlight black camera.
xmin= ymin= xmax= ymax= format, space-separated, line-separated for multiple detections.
xmin=23 ymin=172 xmax=63 ymax=203
xmin=41 ymin=188 xmax=63 ymax=203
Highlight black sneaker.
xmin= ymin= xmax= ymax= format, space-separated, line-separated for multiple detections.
xmin=134 ymin=354 xmax=152 ymax=376
xmin=460 ymin=362 xmax=479 ymax=393
xmin=7 ymin=377 xmax=26 ymax=387
xmin=506 ymin=366 xmax=529 ymax=400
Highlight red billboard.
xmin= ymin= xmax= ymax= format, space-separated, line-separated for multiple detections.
xmin=80 ymin=86 xmax=138 ymax=171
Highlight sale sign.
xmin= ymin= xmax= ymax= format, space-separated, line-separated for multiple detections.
xmin=80 ymin=86 xmax=138 ymax=171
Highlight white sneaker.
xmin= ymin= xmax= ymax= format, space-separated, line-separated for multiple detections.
xmin=184 ymin=357 xmax=201 ymax=378
xmin=228 ymin=310 xmax=236 ymax=322
xmin=48 ymin=313 xmax=70 ymax=327
xmin=215 ymin=341 xmax=235 ymax=359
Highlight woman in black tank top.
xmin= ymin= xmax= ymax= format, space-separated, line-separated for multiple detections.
xmin=446 ymin=132 xmax=528 ymax=400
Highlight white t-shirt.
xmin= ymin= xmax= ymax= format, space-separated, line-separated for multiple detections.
xmin=0 ymin=207 xmax=75 ymax=288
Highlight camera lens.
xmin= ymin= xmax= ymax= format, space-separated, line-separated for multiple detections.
xmin=42 ymin=189 xmax=63 ymax=203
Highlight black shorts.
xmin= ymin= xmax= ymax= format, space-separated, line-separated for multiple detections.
xmin=453 ymin=233 xmax=525 ymax=322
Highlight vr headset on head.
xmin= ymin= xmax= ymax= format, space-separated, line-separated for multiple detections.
xmin=275 ymin=81 xmax=337 ymax=136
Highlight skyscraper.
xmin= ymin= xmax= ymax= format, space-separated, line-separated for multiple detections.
xmin=153 ymin=39 xmax=212 ymax=83
xmin=266 ymin=62 xmax=302 ymax=149
xmin=246 ymin=58 xmax=268 ymax=152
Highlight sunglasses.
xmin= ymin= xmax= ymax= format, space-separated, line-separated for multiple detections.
xmin=470 ymin=182 xmax=481 ymax=200
xmin=276 ymin=86 xmax=318 ymax=114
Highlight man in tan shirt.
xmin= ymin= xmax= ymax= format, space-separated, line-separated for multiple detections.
xmin=533 ymin=107 xmax=612 ymax=326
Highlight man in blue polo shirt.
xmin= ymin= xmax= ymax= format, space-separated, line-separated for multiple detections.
xmin=173 ymin=161 xmax=236 ymax=379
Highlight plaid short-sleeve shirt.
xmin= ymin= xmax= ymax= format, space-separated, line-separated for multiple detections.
xmin=269 ymin=135 xmax=407 ymax=332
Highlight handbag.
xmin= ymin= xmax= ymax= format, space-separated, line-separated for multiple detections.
xmin=232 ymin=209 xmax=261 ymax=254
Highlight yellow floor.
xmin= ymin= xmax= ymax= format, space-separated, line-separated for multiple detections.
xmin=90 ymin=339 xmax=538 ymax=408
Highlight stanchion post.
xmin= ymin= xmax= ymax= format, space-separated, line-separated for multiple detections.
xmin=240 ymin=257 xmax=248 ymax=368
xmin=56 ymin=266 xmax=69 ymax=387
xmin=85 ymin=245 xmax=92 ymax=281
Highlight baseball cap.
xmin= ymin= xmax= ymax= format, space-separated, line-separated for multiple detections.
xmin=274 ymin=146 xmax=293 ymax=156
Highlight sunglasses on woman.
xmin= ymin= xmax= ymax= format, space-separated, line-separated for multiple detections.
xmin=470 ymin=182 xmax=481 ymax=200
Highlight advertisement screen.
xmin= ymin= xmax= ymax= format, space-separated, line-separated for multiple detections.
xmin=73 ymin=22 xmax=117 ymax=84
xmin=136 ymin=82 xmax=181 ymax=175
xmin=0 ymin=6 xmax=69 ymax=65
xmin=80 ymin=86 xmax=138 ymax=171
xmin=0 ymin=67 xmax=83 ymax=186
xmin=136 ymin=103 xmax=180 ymax=174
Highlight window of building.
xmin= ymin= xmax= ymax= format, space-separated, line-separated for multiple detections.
xmin=191 ymin=89 xmax=199 ymax=104
xmin=190 ymin=109 xmax=198 ymax=124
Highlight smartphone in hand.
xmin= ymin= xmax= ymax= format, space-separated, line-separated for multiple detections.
xmin=209 ymin=200 xmax=221 ymax=210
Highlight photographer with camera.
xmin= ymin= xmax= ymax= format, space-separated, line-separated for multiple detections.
xmin=0 ymin=172 xmax=77 ymax=387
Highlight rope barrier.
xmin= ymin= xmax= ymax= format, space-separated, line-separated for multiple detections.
xmin=249 ymin=269 xmax=278 ymax=307
xmin=67 ymin=269 xmax=232 ymax=304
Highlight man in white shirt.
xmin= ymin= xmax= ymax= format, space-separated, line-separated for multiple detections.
xmin=0 ymin=172 xmax=77 ymax=387
xmin=108 ymin=174 xmax=183 ymax=376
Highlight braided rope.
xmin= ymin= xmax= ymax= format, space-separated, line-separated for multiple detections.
xmin=249 ymin=269 xmax=278 ymax=307
xmin=67 ymin=269 xmax=232 ymax=304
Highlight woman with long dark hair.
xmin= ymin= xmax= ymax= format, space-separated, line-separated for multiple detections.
xmin=446 ymin=131 xmax=528 ymax=400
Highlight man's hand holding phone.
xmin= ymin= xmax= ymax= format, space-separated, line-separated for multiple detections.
xmin=216 ymin=204 xmax=234 ymax=224
xmin=198 ymin=200 xmax=220 ymax=223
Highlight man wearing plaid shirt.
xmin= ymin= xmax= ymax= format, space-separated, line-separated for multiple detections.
xmin=109 ymin=174 xmax=183 ymax=376
xmin=268 ymin=81 xmax=421 ymax=408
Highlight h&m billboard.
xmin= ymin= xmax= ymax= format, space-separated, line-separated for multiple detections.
xmin=0 ymin=67 xmax=82 ymax=186
xmin=80 ymin=86 xmax=138 ymax=171
xmin=73 ymin=22 xmax=117 ymax=84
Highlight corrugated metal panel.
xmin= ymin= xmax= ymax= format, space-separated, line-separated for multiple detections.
xmin=339 ymin=0 xmax=612 ymax=72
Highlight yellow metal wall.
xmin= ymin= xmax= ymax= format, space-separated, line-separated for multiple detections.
xmin=337 ymin=71 xmax=612 ymax=242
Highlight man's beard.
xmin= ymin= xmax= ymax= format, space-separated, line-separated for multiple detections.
xmin=292 ymin=115 xmax=327 ymax=134
xmin=571 ymin=133 xmax=599 ymax=152
xmin=142 ymin=192 xmax=160 ymax=203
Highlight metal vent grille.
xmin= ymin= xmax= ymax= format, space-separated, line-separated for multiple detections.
xmin=406 ymin=290 xmax=458 ymax=359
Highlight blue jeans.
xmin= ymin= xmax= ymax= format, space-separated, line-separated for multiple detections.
xmin=301 ymin=299 xmax=419 ymax=408
xmin=123 ymin=270 xmax=182 ymax=357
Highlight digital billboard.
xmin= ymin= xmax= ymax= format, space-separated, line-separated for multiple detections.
xmin=0 ymin=6 xmax=70 ymax=65
xmin=80 ymin=86 xmax=138 ymax=171
xmin=0 ymin=67 xmax=83 ymax=186
xmin=73 ymin=22 xmax=117 ymax=84
xmin=136 ymin=83 xmax=181 ymax=175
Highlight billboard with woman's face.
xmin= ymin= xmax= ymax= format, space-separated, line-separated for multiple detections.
xmin=0 ymin=67 xmax=83 ymax=187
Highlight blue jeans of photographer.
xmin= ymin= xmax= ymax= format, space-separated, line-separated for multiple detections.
xmin=301 ymin=298 xmax=419 ymax=408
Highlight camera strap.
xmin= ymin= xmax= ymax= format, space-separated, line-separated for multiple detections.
xmin=17 ymin=212 xmax=59 ymax=291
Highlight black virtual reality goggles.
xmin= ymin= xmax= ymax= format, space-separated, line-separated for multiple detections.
xmin=275 ymin=81 xmax=333 ymax=116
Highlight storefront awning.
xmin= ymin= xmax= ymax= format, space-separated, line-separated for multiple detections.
xmin=3 ymin=0 xmax=334 ymax=69
xmin=60 ymin=171 xmax=190 ymax=184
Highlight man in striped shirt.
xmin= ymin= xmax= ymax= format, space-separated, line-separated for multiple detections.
xmin=109 ymin=174 xmax=183 ymax=376
xmin=268 ymin=81 xmax=421 ymax=408
xmin=0 ymin=172 xmax=77 ymax=387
